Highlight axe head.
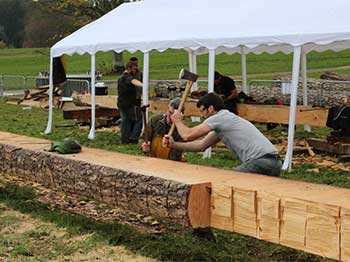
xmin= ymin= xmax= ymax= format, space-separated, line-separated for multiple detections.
xmin=140 ymin=104 xmax=150 ymax=112
xmin=179 ymin=69 xmax=198 ymax=82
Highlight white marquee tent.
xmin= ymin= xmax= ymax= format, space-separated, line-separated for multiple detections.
xmin=45 ymin=0 xmax=350 ymax=170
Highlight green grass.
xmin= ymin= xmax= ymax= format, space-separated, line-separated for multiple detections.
xmin=0 ymin=182 xmax=332 ymax=262
xmin=2 ymin=48 xmax=350 ymax=80
xmin=1 ymin=98 xmax=350 ymax=189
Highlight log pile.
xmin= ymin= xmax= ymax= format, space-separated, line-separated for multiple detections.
xmin=2 ymin=131 xmax=350 ymax=260
xmin=6 ymin=85 xmax=62 ymax=109
xmin=320 ymin=71 xmax=350 ymax=81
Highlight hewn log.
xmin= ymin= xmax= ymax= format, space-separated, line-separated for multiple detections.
xmin=0 ymin=133 xmax=210 ymax=228
xmin=3 ymin=132 xmax=350 ymax=261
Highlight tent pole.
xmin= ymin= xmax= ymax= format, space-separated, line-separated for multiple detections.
xmin=143 ymin=52 xmax=149 ymax=122
xmin=301 ymin=49 xmax=311 ymax=132
xmin=207 ymin=49 xmax=215 ymax=93
xmin=44 ymin=55 xmax=54 ymax=134
xmin=188 ymin=50 xmax=200 ymax=122
xmin=88 ymin=54 xmax=96 ymax=140
xmin=241 ymin=46 xmax=248 ymax=93
xmin=203 ymin=49 xmax=216 ymax=158
xmin=282 ymin=46 xmax=302 ymax=171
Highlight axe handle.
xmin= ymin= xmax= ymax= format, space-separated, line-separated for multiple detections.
xmin=167 ymin=81 xmax=193 ymax=137
xmin=142 ymin=109 xmax=149 ymax=144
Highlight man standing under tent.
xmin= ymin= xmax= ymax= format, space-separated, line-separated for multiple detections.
xmin=214 ymin=71 xmax=239 ymax=114
xmin=117 ymin=62 xmax=143 ymax=144
xmin=141 ymin=97 xmax=184 ymax=161
xmin=163 ymin=93 xmax=282 ymax=176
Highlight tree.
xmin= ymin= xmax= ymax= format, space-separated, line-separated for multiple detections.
xmin=0 ymin=0 xmax=27 ymax=47
xmin=34 ymin=0 xmax=131 ymax=74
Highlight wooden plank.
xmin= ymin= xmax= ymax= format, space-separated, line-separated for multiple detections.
xmin=341 ymin=208 xmax=350 ymax=262
xmin=257 ymin=192 xmax=280 ymax=243
xmin=237 ymin=104 xmax=328 ymax=127
xmin=307 ymin=138 xmax=350 ymax=155
xmin=149 ymin=98 xmax=200 ymax=117
xmin=188 ymin=183 xmax=211 ymax=228
xmin=232 ymin=188 xmax=257 ymax=237
xmin=280 ymin=198 xmax=307 ymax=249
xmin=305 ymin=203 xmax=340 ymax=260
xmin=211 ymin=184 xmax=233 ymax=231
xmin=63 ymin=107 xmax=119 ymax=120
xmin=76 ymin=94 xmax=117 ymax=109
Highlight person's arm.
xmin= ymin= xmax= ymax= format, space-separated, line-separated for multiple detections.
xmin=131 ymin=79 xmax=143 ymax=88
xmin=163 ymin=132 xmax=219 ymax=152
xmin=171 ymin=110 xmax=212 ymax=141
xmin=224 ymin=88 xmax=238 ymax=101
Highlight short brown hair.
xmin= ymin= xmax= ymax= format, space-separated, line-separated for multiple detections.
xmin=125 ymin=61 xmax=136 ymax=69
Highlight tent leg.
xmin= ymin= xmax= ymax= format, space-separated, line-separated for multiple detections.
xmin=301 ymin=50 xmax=311 ymax=132
xmin=143 ymin=52 xmax=149 ymax=123
xmin=189 ymin=51 xmax=200 ymax=123
xmin=44 ymin=55 xmax=54 ymax=134
xmin=203 ymin=49 xmax=216 ymax=159
xmin=241 ymin=46 xmax=248 ymax=93
xmin=282 ymin=46 xmax=302 ymax=171
xmin=88 ymin=54 xmax=96 ymax=140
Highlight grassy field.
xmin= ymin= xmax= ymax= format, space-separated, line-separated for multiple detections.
xmin=1 ymin=47 xmax=350 ymax=80
xmin=0 ymin=97 xmax=348 ymax=261
xmin=0 ymin=99 xmax=344 ymax=261
xmin=1 ymin=46 xmax=350 ymax=261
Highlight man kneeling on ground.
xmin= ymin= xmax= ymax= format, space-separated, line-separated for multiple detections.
xmin=141 ymin=98 xmax=184 ymax=161
xmin=163 ymin=93 xmax=282 ymax=176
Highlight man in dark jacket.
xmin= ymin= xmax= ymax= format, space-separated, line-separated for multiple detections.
xmin=117 ymin=62 xmax=143 ymax=144
xmin=214 ymin=71 xmax=239 ymax=114
xmin=141 ymin=98 xmax=183 ymax=161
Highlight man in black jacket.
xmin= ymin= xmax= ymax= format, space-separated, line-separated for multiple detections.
xmin=117 ymin=62 xmax=143 ymax=144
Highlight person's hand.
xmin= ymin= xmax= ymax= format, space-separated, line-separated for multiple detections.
xmin=141 ymin=141 xmax=150 ymax=153
xmin=162 ymin=135 xmax=175 ymax=148
xmin=171 ymin=110 xmax=183 ymax=123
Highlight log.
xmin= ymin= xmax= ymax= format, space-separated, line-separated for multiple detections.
xmin=0 ymin=132 xmax=210 ymax=228
xmin=307 ymin=138 xmax=350 ymax=155
xmin=63 ymin=107 xmax=119 ymax=120
xmin=3 ymin=131 xmax=350 ymax=260
xmin=237 ymin=104 xmax=328 ymax=127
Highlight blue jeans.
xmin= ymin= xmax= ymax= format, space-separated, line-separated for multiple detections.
xmin=119 ymin=107 xmax=142 ymax=144
xmin=234 ymin=154 xmax=282 ymax=177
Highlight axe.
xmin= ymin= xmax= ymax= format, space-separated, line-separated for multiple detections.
xmin=167 ymin=69 xmax=198 ymax=137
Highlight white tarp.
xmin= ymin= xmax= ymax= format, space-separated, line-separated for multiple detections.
xmin=51 ymin=0 xmax=350 ymax=57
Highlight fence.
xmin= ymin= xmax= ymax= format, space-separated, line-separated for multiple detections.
xmin=1 ymin=74 xmax=350 ymax=107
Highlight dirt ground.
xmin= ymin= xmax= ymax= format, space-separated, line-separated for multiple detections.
xmin=0 ymin=175 xmax=159 ymax=262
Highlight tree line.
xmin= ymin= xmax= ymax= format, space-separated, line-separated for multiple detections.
xmin=0 ymin=0 xmax=129 ymax=48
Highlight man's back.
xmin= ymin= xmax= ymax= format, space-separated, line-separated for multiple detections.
xmin=204 ymin=110 xmax=277 ymax=162
xmin=117 ymin=72 xmax=137 ymax=109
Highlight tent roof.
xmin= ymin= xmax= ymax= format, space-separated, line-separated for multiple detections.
xmin=51 ymin=0 xmax=350 ymax=57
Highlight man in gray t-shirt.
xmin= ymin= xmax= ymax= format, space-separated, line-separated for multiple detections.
xmin=163 ymin=93 xmax=282 ymax=176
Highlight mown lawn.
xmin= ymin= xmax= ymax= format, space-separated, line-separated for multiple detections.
xmin=2 ymin=47 xmax=350 ymax=80
xmin=0 ymin=98 xmax=348 ymax=261
xmin=0 ymin=98 xmax=349 ymax=188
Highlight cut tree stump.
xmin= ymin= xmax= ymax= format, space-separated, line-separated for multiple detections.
xmin=2 ymin=131 xmax=350 ymax=261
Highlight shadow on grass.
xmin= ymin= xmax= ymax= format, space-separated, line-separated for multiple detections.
xmin=0 ymin=182 xmax=333 ymax=262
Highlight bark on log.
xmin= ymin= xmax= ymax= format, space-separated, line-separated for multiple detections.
xmin=0 ymin=142 xmax=210 ymax=228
